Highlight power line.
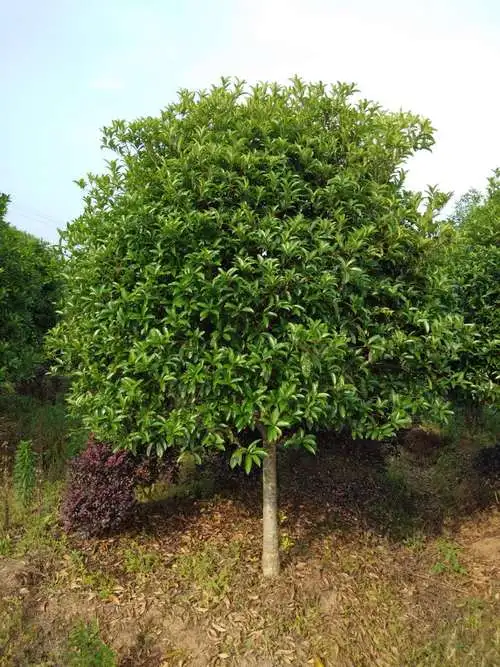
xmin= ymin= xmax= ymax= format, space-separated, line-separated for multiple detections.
xmin=9 ymin=205 xmax=65 ymax=227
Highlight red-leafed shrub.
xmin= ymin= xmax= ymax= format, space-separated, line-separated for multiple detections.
xmin=62 ymin=436 xmax=137 ymax=536
xmin=61 ymin=435 xmax=180 ymax=537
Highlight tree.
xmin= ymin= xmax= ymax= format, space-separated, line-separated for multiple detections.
xmin=441 ymin=171 xmax=500 ymax=403
xmin=0 ymin=194 xmax=61 ymax=389
xmin=49 ymin=79 xmax=477 ymax=576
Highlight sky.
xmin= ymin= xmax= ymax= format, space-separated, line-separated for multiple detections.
xmin=1 ymin=0 xmax=499 ymax=242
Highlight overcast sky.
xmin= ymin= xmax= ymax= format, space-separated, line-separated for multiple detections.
xmin=1 ymin=0 xmax=498 ymax=242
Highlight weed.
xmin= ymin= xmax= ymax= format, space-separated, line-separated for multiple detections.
xmin=431 ymin=540 xmax=467 ymax=575
xmin=279 ymin=510 xmax=295 ymax=552
xmin=0 ymin=394 xmax=75 ymax=479
xmin=15 ymin=481 xmax=65 ymax=556
xmin=443 ymin=404 xmax=500 ymax=449
xmin=280 ymin=532 xmax=295 ymax=552
xmin=68 ymin=550 xmax=117 ymax=600
xmin=0 ymin=536 xmax=12 ymax=555
xmin=402 ymin=532 xmax=426 ymax=552
xmin=175 ymin=542 xmax=241 ymax=602
xmin=290 ymin=603 xmax=322 ymax=635
xmin=0 ymin=597 xmax=23 ymax=659
xmin=408 ymin=597 xmax=499 ymax=666
xmin=13 ymin=439 xmax=36 ymax=506
xmin=123 ymin=543 xmax=160 ymax=575
xmin=0 ymin=478 xmax=65 ymax=559
xmin=278 ymin=509 xmax=288 ymax=524
xmin=138 ymin=474 xmax=215 ymax=503
xmin=65 ymin=620 xmax=116 ymax=666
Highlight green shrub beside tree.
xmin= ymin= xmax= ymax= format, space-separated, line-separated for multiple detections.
xmin=442 ymin=172 xmax=500 ymax=404
xmin=50 ymin=79 xmax=483 ymax=576
xmin=0 ymin=194 xmax=61 ymax=390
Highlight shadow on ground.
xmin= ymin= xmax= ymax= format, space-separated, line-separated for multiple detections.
xmin=128 ymin=428 xmax=499 ymax=564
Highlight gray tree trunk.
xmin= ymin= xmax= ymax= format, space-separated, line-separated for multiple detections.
xmin=262 ymin=439 xmax=279 ymax=577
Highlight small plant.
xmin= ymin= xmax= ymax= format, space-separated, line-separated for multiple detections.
xmin=402 ymin=532 xmax=426 ymax=552
xmin=0 ymin=597 xmax=24 ymax=662
xmin=280 ymin=532 xmax=295 ymax=552
xmin=123 ymin=544 xmax=160 ymax=574
xmin=278 ymin=510 xmax=295 ymax=552
xmin=13 ymin=439 xmax=37 ymax=506
xmin=0 ymin=535 xmax=12 ymax=555
xmin=62 ymin=436 xmax=178 ymax=536
xmin=431 ymin=540 xmax=467 ymax=575
xmin=61 ymin=436 xmax=137 ymax=537
xmin=175 ymin=542 xmax=240 ymax=602
xmin=67 ymin=550 xmax=117 ymax=600
xmin=66 ymin=620 xmax=116 ymax=666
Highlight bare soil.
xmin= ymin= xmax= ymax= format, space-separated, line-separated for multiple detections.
xmin=1 ymin=427 xmax=499 ymax=666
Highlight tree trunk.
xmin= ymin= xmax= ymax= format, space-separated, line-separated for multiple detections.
xmin=262 ymin=439 xmax=279 ymax=577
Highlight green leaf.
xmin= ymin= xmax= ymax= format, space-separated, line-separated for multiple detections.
xmin=230 ymin=449 xmax=244 ymax=469
xmin=244 ymin=453 xmax=253 ymax=474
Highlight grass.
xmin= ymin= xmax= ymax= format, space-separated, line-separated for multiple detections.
xmin=0 ymin=393 xmax=84 ymax=477
xmin=442 ymin=404 xmax=500 ymax=449
xmin=122 ymin=542 xmax=161 ymax=575
xmin=0 ymin=394 xmax=499 ymax=665
xmin=0 ymin=478 xmax=66 ymax=557
xmin=65 ymin=550 xmax=118 ymax=600
xmin=0 ymin=598 xmax=23 ymax=665
xmin=409 ymin=598 xmax=500 ymax=666
xmin=174 ymin=541 xmax=242 ymax=603
xmin=65 ymin=620 xmax=117 ymax=667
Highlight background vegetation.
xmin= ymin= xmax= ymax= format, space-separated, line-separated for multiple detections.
xmin=0 ymin=193 xmax=61 ymax=391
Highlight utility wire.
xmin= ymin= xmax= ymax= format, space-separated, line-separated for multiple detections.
xmin=9 ymin=205 xmax=65 ymax=227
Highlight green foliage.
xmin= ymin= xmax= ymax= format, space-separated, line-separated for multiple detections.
xmin=0 ymin=536 xmax=12 ymax=555
xmin=13 ymin=439 xmax=37 ymax=506
xmin=409 ymin=597 xmax=500 ymax=665
xmin=50 ymin=78 xmax=480 ymax=463
xmin=66 ymin=620 xmax=116 ymax=667
xmin=123 ymin=543 xmax=160 ymax=574
xmin=431 ymin=540 xmax=467 ymax=575
xmin=67 ymin=550 xmax=117 ymax=600
xmin=174 ymin=541 xmax=241 ymax=602
xmin=0 ymin=194 xmax=61 ymax=389
xmin=440 ymin=172 xmax=500 ymax=403
xmin=0 ymin=393 xmax=81 ymax=478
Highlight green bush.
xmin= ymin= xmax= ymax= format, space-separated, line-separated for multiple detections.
xmin=50 ymin=78 xmax=478 ymax=452
xmin=0 ymin=193 xmax=61 ymax=389
xmin=440 ymin=171 xmax=500 ymax=404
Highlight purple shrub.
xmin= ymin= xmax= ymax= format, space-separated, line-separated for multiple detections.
xmin=61 ymin=436 xmax=181 ymax=537
xmin=61 ymin=436 xmax=137 ymax=537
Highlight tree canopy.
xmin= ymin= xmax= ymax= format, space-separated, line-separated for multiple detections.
xmin=441 ymin=171 xmax=500 ymax=402
xmin=0 ymin=194 xmax=61 ymax=389
xmin=49 ymin=78 xmax=482 ymax=574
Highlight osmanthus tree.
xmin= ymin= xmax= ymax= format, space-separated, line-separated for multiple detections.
xmin=49 ymin=79 xmax=477 ymax=576
xmin=441 ymin=171 xmax=500 ymax=403
xmin=0 ymin=193 xmax=61 ymax=389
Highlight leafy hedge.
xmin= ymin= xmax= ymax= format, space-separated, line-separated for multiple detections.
xmin=50 ymin=78 xmax=481 ymax=462
xmin=440 ymin=172 xmax=500 ymax=403
xmin=0 ymin=194 xmax=61 ymax=389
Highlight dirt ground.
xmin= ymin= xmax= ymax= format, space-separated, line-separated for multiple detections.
xmin=1 ymin=427 xmax=499 ymax=666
